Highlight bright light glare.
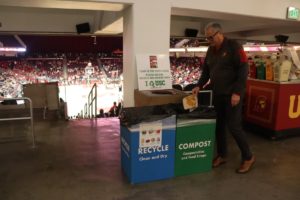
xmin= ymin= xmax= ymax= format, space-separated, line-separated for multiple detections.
xmin=186 ymin=48 xmax=208 ymax=52
xmin=260 ymin=47 xmax=268 ymax=52
xmin=0 ymin=48 xmax=26 ymax=52
xmin=169 ymin=48 xmax=185 ymax=52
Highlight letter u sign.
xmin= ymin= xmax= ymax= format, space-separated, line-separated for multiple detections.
xmin=289 ymin=95 xmax=300 ymax=118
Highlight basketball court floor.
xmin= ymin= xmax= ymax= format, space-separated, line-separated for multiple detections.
xmin=59 ymin=84 xmax=122 ymax=118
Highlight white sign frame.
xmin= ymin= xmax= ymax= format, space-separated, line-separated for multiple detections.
xmin=136 ymin=54 xmax=172 ymax=90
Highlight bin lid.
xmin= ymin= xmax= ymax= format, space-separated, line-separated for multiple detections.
xmin=119 ymin=105 xmax=177 ymax=127
xmin=177 ymin=118 xmax=216 ymax=128
xmin=128 ymin=115 xmax=176 ymax=132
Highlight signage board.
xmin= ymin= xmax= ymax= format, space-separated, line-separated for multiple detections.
xmin=139 ymin=123 xmax=162 ymax=148
xmin=287 ymin=7 xmax=300 ymax=20
xmin=136 ymin=54 xmax=172 ymax=90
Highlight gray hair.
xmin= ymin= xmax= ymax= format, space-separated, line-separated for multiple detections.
xmin=205 ymin=22 xmax=223 ymax=32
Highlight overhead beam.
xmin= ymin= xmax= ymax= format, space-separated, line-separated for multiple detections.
xmin=0 ymin=0 xmax=127 ymax=11
xmin=95 ymin=17 xmax=123 ymax=34
xmin=100 ymin=11 xmax=123 ymax=30
xmin=93 ymin=11 xmax=103 ymax=33
xmin=171 ymin=8 xmax=273 ymax=23
xmin=223 ymin=24 xmax=280 ymax=34
xmin=196 ymin=18 xmax=265 ymax=34
xmin=240 ymin=26 xmax=300 ymax=37
xmin=172 ymin=7 xmax=300 ymax=27
xmin=92 ymin=11 xmax=123 ymax=34
xmin=14 ymin=35 xmax=26 ymax=48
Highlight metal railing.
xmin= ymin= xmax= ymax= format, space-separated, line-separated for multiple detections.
xmin=84 ymin=103 xmax=87 ymax=118
xmin=88 ymin=83 xmax=97 ymax=118
xmin=0 ymin=97 xmax=35 ymax=147
xmin=43 ymin=106 xmax=47 ymax=119
xmin=185 ymin=90 xmax=213 ymax=107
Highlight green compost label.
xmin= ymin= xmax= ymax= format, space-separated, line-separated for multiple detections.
xmin=174 ymin=122 xmax=216 ymax=177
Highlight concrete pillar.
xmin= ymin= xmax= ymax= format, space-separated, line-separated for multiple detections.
xmin=123 ymin=0 xmax=171 ymax=107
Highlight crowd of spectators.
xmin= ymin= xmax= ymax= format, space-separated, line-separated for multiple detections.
xmin=170 ymin=39 xmax=201 ymax=48
xmin=170 ymin=38 xmax=182 ymax=48
xmin=25 ymin=52 xmax=122 ymax=59
xmin=0 ymin=61 xmax=15 ymax=70
xmin=170 ymin=57 xmax=205 ymax=89
xmin=0 ymin=70 xmax=28 ymax=98
xmin=0 ymin=55 xmax=118 ymax=99
xmin=26 ymin=59 xmax=63 ymax=79
xmin=13 ymin=61 xmax=42 ymax=76
xmin=1 ymin=51 xmax=206 ymax=97
xmin=183 ymin=39 xmax=200 ymax=47
xmin=1 ymin=52 xmax=124 ymax=86
xmin=101 ymin=58 xmax=123 ymax=78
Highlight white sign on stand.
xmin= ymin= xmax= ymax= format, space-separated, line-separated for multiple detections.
xmin=136 ymin=54 xmax=172 ymax=90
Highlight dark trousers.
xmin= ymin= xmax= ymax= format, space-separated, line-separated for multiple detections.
xmin=214 ymin=95 xmax=252 ymax=161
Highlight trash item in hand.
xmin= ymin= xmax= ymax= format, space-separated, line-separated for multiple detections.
xmin=183 ymin=95 xmax=198 ymax=111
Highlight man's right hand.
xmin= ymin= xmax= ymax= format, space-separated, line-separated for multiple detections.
xmin=192 ymin=86 xmax=200 ymax=97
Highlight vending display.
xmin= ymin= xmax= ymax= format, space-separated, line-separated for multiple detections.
xmin=273 ymin=58 xmax=292 ymax=82
xmin=265 ymin=55 xmax=277 ymax=81
xmin=245 ymin=46 xmax=300 ymax=83
xmin=248 ymin=60 xmax=257 ymax=79
xmin=256 ymin=60 xmax=265 ymax=80
xmin=265 ymin=61 xmax=274 ymax=81
xmin=243 ymin=46 xmax=300 ymax=139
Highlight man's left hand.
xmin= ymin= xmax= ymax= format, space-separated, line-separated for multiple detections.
xmin=231 ymin=93 xmax=240 ymax=107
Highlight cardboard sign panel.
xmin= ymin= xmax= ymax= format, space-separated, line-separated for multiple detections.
xmin=136 ymin=54 xmax=172 ymax=91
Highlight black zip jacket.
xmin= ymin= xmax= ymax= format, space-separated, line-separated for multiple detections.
xmin=197 ymin=38 xmax=249 ymax=96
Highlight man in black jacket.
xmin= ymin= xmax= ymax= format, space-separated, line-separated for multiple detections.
xmin=192 ymin=22 xmax=254 ymax=173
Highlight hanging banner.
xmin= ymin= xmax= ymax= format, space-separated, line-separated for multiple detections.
xmin=136 ymin=54 xmax=172 ymax=90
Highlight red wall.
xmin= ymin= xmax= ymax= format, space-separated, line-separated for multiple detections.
xmin=19 ymin=35 xmax=123 ymax=54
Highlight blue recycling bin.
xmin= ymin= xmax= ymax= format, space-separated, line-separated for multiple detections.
xmin=120 ymin=115 xmax=176 ymax=184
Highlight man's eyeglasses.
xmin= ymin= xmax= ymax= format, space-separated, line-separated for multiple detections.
xmin=205 ymin=31 xmax=219 ymax=41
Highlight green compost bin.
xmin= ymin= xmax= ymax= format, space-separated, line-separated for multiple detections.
xmin=174 ymin=119 xmax=216 ymax=177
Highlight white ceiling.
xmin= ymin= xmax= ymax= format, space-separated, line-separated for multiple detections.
xmin=171 ymin=8 xmax=300 ymax=41
xmin=1 ymin=1 xmax=300 ymax=42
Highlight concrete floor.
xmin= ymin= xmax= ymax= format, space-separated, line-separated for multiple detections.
xmin=0 ymin=114 xmax=299 ymax=200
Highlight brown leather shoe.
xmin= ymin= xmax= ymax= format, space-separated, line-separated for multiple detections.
xmin=212 ymin=157 xmax=227 ymax=167
xmin=236 ymin=156 xmax=255 ymax=174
